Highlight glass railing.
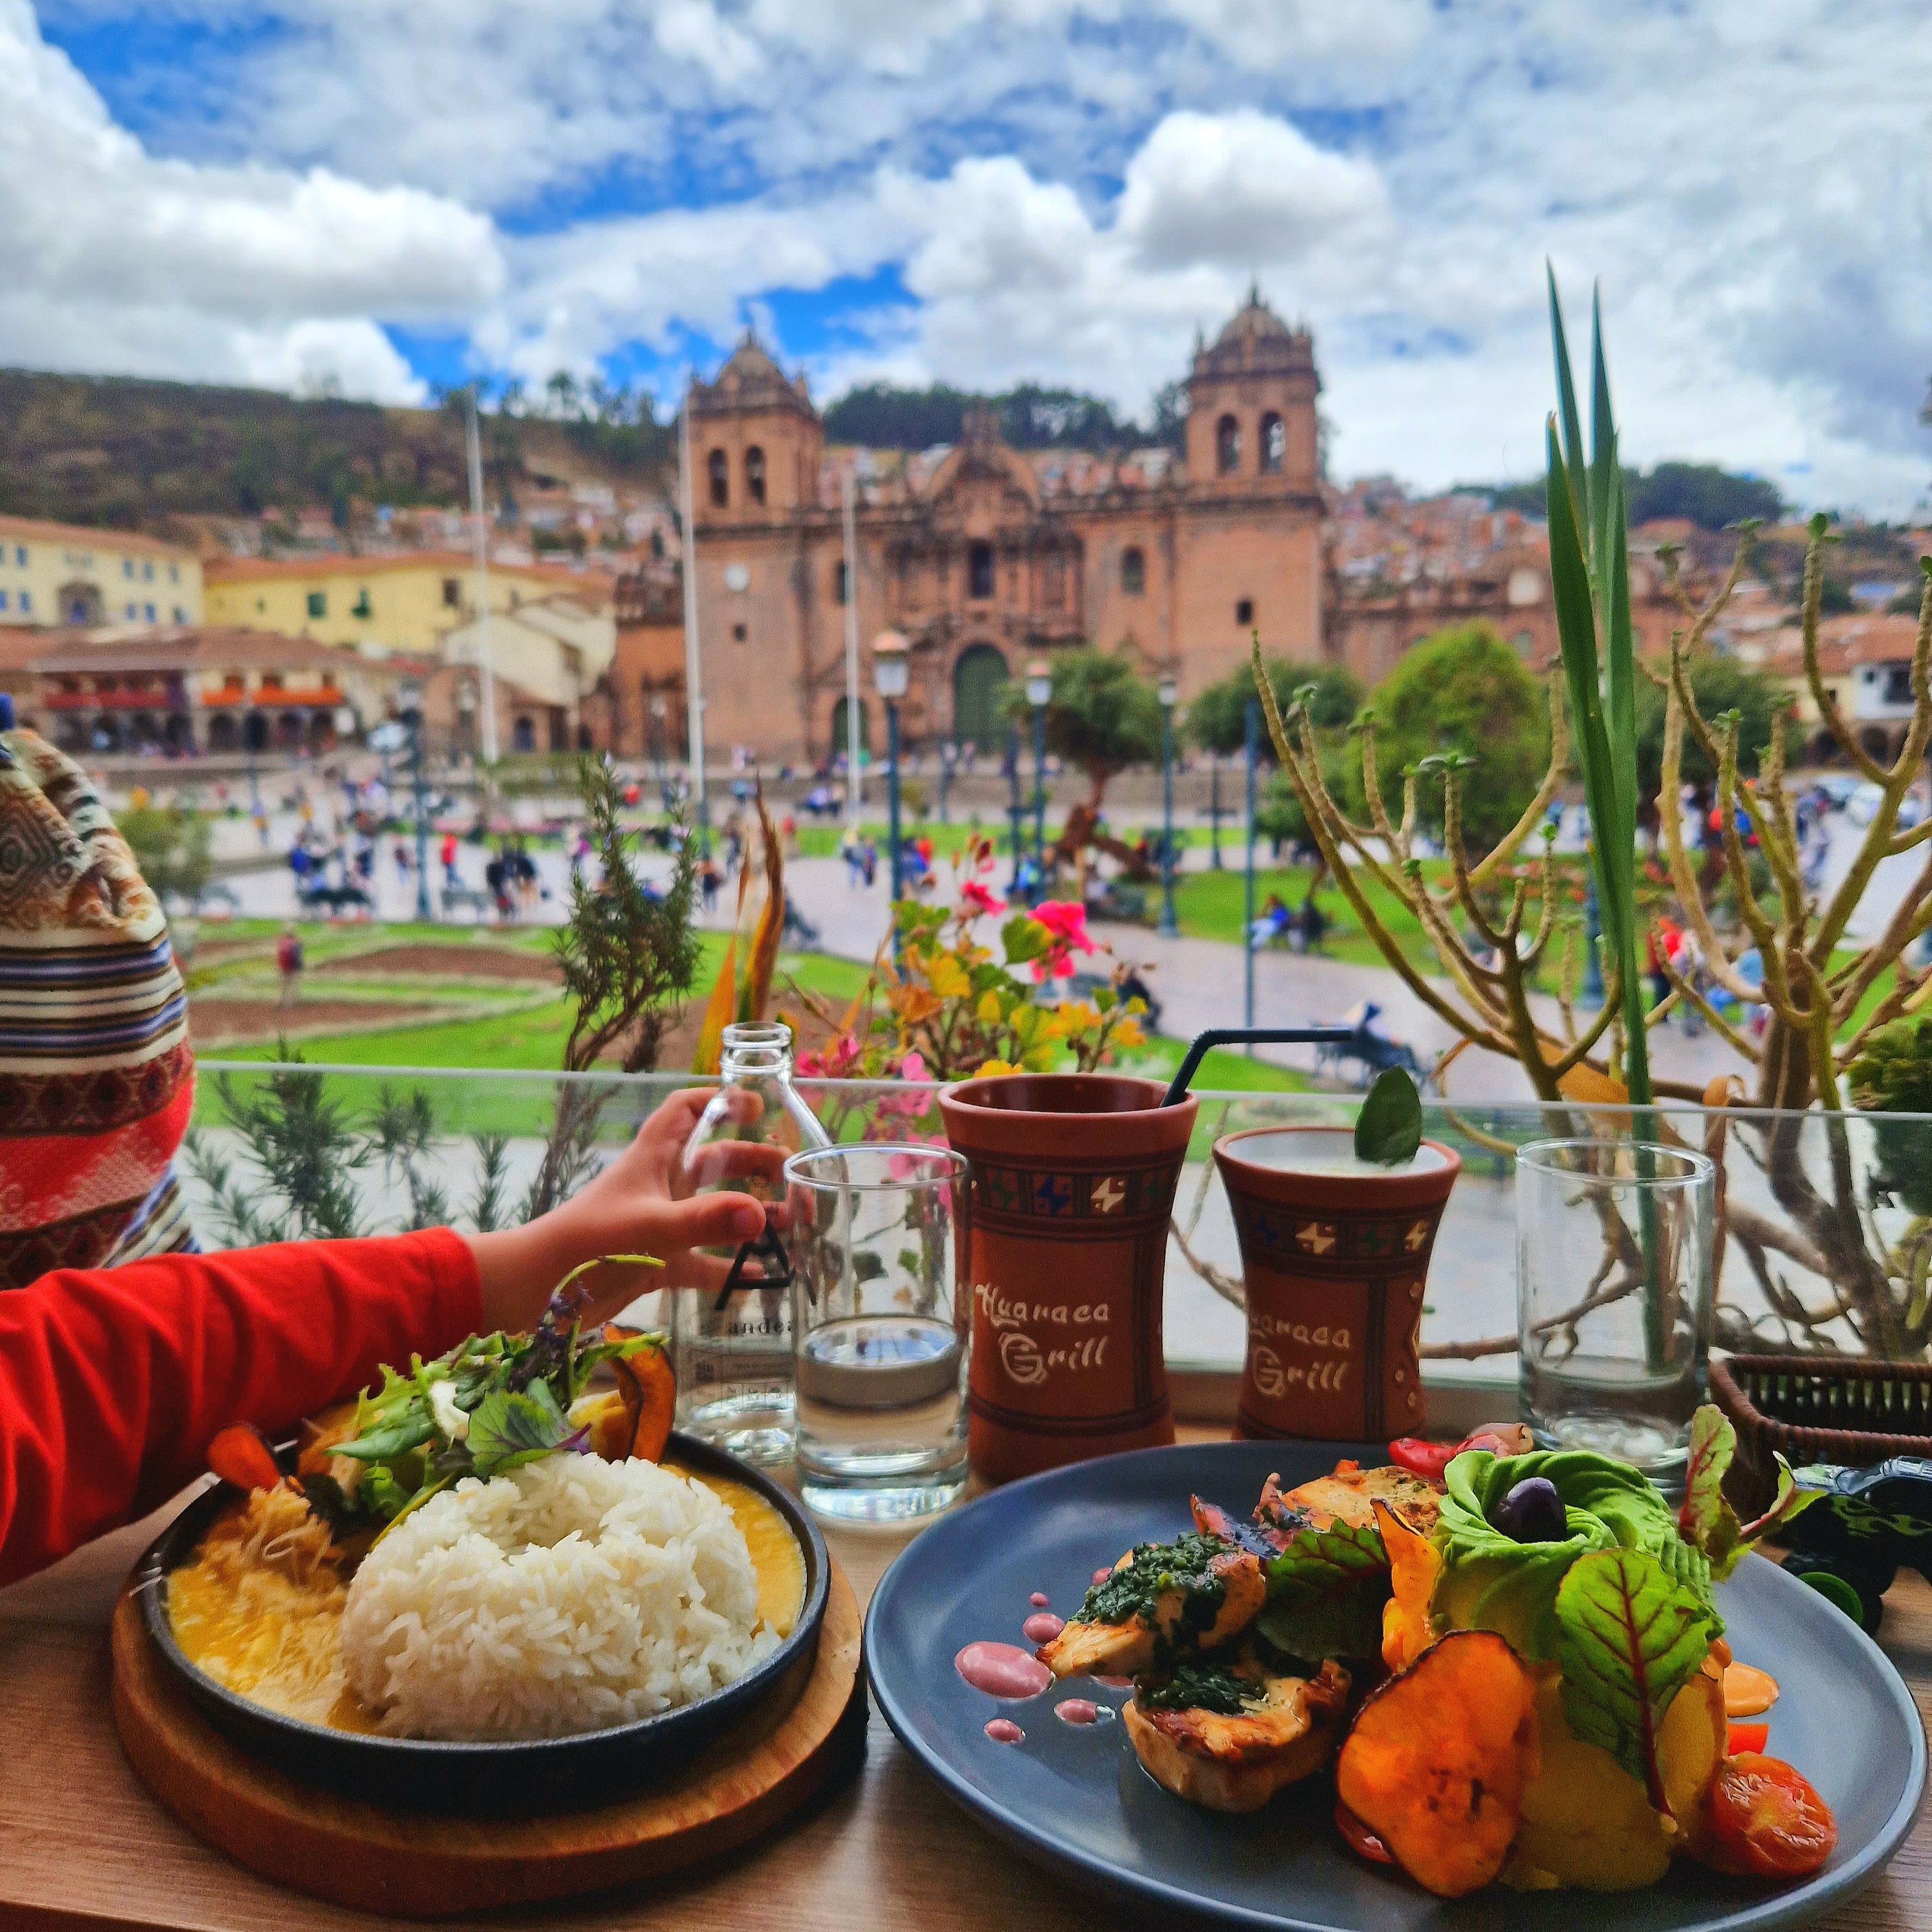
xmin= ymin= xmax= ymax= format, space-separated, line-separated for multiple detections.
xmin=185 ymin=1063 xmax=1932 ymax=1379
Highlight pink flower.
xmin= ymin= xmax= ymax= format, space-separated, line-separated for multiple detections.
xmin=899 ymin=1050 xmax=928 ymax=1084
xmin=959 ymin=880 xmax=1005 ymax=917
xmin=1032 ymin=900 xmax=1094 ymax=952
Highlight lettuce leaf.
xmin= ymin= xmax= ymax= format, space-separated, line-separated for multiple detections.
xmin=467 ymin=1379 xmax=583 ymax=1478
xmin=1553 ymin=1548 xmax=1716 ymax=1812
xmin=1677 ymin=1404 xmax=1734 ymax=1553
xmin=1434 ymin=1448 xmax=1714 ymax=1659
xmin=1675 ymin=1401 xmax=1819 ymax=1581
xmin=1258 ymin=1520 xmax=1390 ymax=1660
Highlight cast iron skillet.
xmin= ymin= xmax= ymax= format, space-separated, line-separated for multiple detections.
xmin=136 ymin=1431 xmax=829 ymax=1814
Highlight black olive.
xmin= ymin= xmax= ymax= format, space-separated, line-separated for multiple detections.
xmin=1490 ymin=1475 xmax=1569 ymax=1544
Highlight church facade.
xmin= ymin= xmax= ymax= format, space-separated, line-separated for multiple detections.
xmin=656 ymin=290 xmax=1329 ymax=768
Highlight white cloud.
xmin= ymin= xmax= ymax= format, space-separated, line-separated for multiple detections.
xmin=11 ymin=1 xmax=1932 ymax=513
xmin=1117 ymin=109 xmax=1388 ymax=270
xmin=0 ymin=0 xmax=500 ymax=400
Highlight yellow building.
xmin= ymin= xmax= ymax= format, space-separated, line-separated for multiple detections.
xmin=0 ymin=515 xmax=203 ymax=630
xmin=204 ymin=551 xmax=612 ymax=660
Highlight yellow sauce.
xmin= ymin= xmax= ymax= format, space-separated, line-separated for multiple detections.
xmin=167 ymin=1461 xmax=806 ymax=1735
xmin=675 ymin=1467 xmax=808 ymax=1638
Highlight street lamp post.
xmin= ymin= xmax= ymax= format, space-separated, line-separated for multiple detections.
xmin=1026 ymin=658 xmax=1051 ymax=899
xmin=1005 ymin=724 xmax=1025 ymax=895
xmin=938 ymin=738 xmax=954 ymax=824
xmin=873 ymin=632 xmax=910 ymax=940
xmin=401 ymin=680 xmax=431 ymax=923
xmin=1208 ymin=750 xmax=1226 ymax=869
xmin=1244 ymin=698 xmax=1258 ymax=1039
xmin=1157 ymin=674 xmax=1180 ymax=938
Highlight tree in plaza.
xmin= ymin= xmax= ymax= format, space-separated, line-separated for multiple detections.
xmin=1188 ymin=658 xmax=1361 ymax=756
xmin=1007 ymin=647 xmax=1164 ymax=810
xmin=1349 ymin=623 xmax=1550 ymax=855
xmin=117 ymin=803 xmax=213 ymax=909
xmin=1633 ymin=654 xmax=1798 ymax=800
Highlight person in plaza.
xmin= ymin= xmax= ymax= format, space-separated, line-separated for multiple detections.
xmin=485 ymin=848 xmax=513 ymax=921
xmin=393 ymin=837 xmax=412 ymax=886
xmin=440 ymin=829 xmax=460 ymax=887
xmin=0 ymin=726 xmax=781 ymax=1590
xmin=276 ymin=922 xmax=304 ymax=1008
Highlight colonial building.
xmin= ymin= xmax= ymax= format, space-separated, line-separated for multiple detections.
xmin=0 ymin=515 xmax=202 ymax=630
xmin=672 ymin=289 xmax=1325 ymax=767
xmin=26 ymin=627 xmax=422 ymax=756
xmin=204 ymin=551 xmax=612 ymax=661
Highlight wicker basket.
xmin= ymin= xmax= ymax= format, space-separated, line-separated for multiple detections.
xmin=1709 ymin=1354 xmax=1932 ymax=1513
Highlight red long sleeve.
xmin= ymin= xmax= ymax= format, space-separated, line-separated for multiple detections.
xmin=0 ymin=1228 xmax=481 ymax=1586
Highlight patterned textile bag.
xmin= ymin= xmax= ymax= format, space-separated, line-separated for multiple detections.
xmin=0 ymin=730 xmax=195 ymax=1287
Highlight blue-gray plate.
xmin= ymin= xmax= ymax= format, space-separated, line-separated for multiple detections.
xmin=865 ymin=1439 xmax=1926 ymax=1932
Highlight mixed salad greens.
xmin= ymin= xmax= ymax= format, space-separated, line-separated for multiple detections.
xmin=303 ymin=1256 xmax=672 ymax=1535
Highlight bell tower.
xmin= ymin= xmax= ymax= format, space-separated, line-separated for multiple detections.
xmin=686 ymin=328 xmax=824 ymax=528
xmin=1184 ymin=285 xmax=1319 ymax=493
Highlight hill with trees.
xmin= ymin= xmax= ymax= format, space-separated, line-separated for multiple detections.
xmin=1454 ymin=461 xmax=1785 ymax=531
xmin=0 ymin=368 xmax=672 ymax=536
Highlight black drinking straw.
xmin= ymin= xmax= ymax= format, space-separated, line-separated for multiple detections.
xmin=1161 ymin=1028 xmax=1356 ymax=1108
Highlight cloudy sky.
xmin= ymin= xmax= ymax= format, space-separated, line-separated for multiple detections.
xmin=6 ymin=0 xmax=1929 ymax=513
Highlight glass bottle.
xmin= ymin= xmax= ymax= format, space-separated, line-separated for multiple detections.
xmin=673 ymin=1021 xmax=830 ymax=1463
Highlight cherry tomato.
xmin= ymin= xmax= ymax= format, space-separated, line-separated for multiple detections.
xmin=1387 ymin=1437 xmax=1456 ymax=1479
xmin=1727 ymin=1721 xmax=1770 ymax=1756
xmin=1334 ymin=1799 xmax=1395 ymax=1865
xmin=1701 ymin=1753 xmax=1837 ymax=1878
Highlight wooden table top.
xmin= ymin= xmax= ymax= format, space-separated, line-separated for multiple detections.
xmin=4 ymin=1434 xmax=1929 ymax=1932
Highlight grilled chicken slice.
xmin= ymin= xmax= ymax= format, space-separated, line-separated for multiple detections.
xmin=1126 ymin=1658 xmax=1352 ymax=1813
xmin=1258 ymin=1464 xmax=1441 ymax=1539
xmin=1037 ymin=1535 xmax=1267 ymax=1680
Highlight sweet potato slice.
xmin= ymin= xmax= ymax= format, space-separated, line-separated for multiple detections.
xmin=606 ymin=1327 xmax=676 ymax=1463
xmin=206 ymin=1421 xmax=285 ymax=1495
xmin=1374 ymin=1498 xmax=1442 ymax=1675
xmin=1335 ymin=1629 xmax=1540 ymax=1898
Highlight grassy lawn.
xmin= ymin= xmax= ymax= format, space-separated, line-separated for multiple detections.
xmin=1171 ymin=860 xmax=1444 ymax=972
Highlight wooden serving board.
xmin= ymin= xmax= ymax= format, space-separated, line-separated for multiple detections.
xmin=108 ymin=1555 xmax=866 ymax=1918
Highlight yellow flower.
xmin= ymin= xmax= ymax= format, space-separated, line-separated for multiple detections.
xmin=972 ymin=1058 xmax=1018 ymax=1079
xmin=927 ymin=952 xmax=971 ymax=999
xmin=976 ymin=989 xmax=1003 ymax=1023
xmin=1113 ymin=1019 xmax=1145 ymax=1048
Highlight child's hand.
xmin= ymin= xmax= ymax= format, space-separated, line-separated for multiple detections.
xmin=469 ymin=1088 xmax=788 ymax=1334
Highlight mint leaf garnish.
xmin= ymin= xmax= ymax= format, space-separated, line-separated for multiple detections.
xmin=1553 ymin=1548 xmax=1715 ymax=1812
xmin=1354 ymin=1067 xmax=1422 ymax=1166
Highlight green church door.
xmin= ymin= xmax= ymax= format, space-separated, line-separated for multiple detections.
xmin=952 ymin=643 xmax=1009 ymax=752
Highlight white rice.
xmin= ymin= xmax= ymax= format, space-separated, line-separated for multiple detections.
xmin=340 ymin=1455 xmax=778 ymax=1741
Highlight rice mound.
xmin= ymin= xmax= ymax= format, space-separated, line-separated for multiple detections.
xmin=340 ymin=1455 xmax=779 ymax=1741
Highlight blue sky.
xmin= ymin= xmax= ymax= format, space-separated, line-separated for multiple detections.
xmin=5 ymin=1 xmax=1929 ymax=513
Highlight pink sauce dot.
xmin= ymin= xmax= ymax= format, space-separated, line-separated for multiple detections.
xmin=984 ymin=1718 xmax=1024 ymax=1745
xmin=1056 ymin=1699 xmax=1100 ymax=1725
xmin=1029 ymin=1591 xmax=1050 ymax=1608
xmin=954 ymin=1642 xmax=1053 ymax=1700
xmin=1022 ymin=1611 xmax=1065 ymax=1643
xmin=1092 ymin=1567 xmax=1112 ymax=1586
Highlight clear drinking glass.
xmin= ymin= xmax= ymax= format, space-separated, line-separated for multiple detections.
xmin=674 ymin=1021 xmax=830 ymax=1463
xmin=1516 ymin=1138 xmax=1716 ymax=1479
xmin=782 ymin=1143 xmax=969 ymax=1522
